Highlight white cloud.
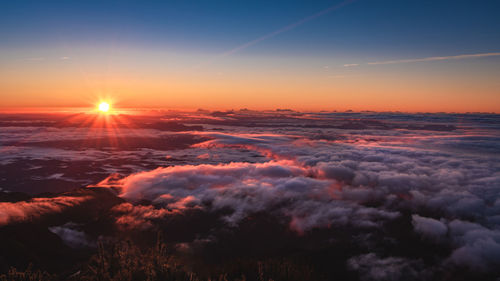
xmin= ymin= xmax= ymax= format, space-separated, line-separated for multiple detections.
xmin=344 ymin=52 xmax=500 ymax=67
xmin=367 ymin=52 xmax=500 ymax=65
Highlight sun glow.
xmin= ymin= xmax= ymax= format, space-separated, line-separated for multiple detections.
xmin=98 ymin=102 xmax=110 ymax=113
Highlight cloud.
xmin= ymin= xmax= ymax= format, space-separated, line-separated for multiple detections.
xmin=367 ymin=52 xmax=500 ymax=65
xmin=344 ymin=63 xmax=359 ymax=67
xmin=49 ymin=222 xmax=94 ymax=248
xmin=111 ymin=203 xmax=175 ymax=230
xmin=100 ymin=124 xmax=500 ymax=272
xmin=96 ymin=159 xmax=401 ymax=232
xmin=92 ymin=122 xmax=500 ymax=237
xmin=0 ymin=196 xmax=90 ymax=226
xmin=446 ymin=219 xmax=500 ymax=270
xmin=3 ymin=110 xmax=500 ymax=276
xmin=411 ymin=215 xmax=447 ymax=241
xmin=347 ymin=253 xmax=425 ymax=281
xmin=410 ymin=216 xmax=500 ymax=270
xmin=344 ymin=52 xmax=500 ymax=67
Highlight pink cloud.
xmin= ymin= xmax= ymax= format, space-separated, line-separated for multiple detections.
xmin=0 ymin=196 xmax=90 ymax=226
xmin=111 ymin=203 xmax=176 ymax=230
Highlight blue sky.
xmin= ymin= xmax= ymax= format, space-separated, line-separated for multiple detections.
xmin=2 ymin=0 xmax=499 ymax=56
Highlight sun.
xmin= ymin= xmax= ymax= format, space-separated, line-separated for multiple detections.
xmin=98 ymin=102 xmax=110 ymax=113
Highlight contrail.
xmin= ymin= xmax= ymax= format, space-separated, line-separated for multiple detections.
xmin=196 ymin=0 xmax=355 ymax=68
xmin=364 ymin=52 xmax=500 ymax=66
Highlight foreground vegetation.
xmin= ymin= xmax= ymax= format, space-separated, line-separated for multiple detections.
xmin=1 ymin=237 xmax=320 ymax=281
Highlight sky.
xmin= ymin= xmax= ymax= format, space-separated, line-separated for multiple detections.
xmin=0 ymin=0 xmax=499 ymax=112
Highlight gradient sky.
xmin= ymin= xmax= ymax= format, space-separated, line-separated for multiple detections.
xmin=1 ymin=0 xmax=499 ymax=112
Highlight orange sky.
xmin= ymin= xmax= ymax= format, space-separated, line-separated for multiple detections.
xmin=1 ymin=47 xmax=500 ymax=113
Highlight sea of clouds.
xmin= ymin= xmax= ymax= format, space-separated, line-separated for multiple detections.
xmin=1 ymin=111 xmax=500 ymax=279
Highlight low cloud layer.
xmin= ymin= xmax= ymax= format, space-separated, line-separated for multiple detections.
xmin=0 ymin=196 xmax=90 ymax=226
xmin=93 ymin=124 xmax=500 ymax=274
xmin=2 ymin=111 xmax=499 ymax=279
xmin=100 ymin=160 xmax=399 ymax=232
